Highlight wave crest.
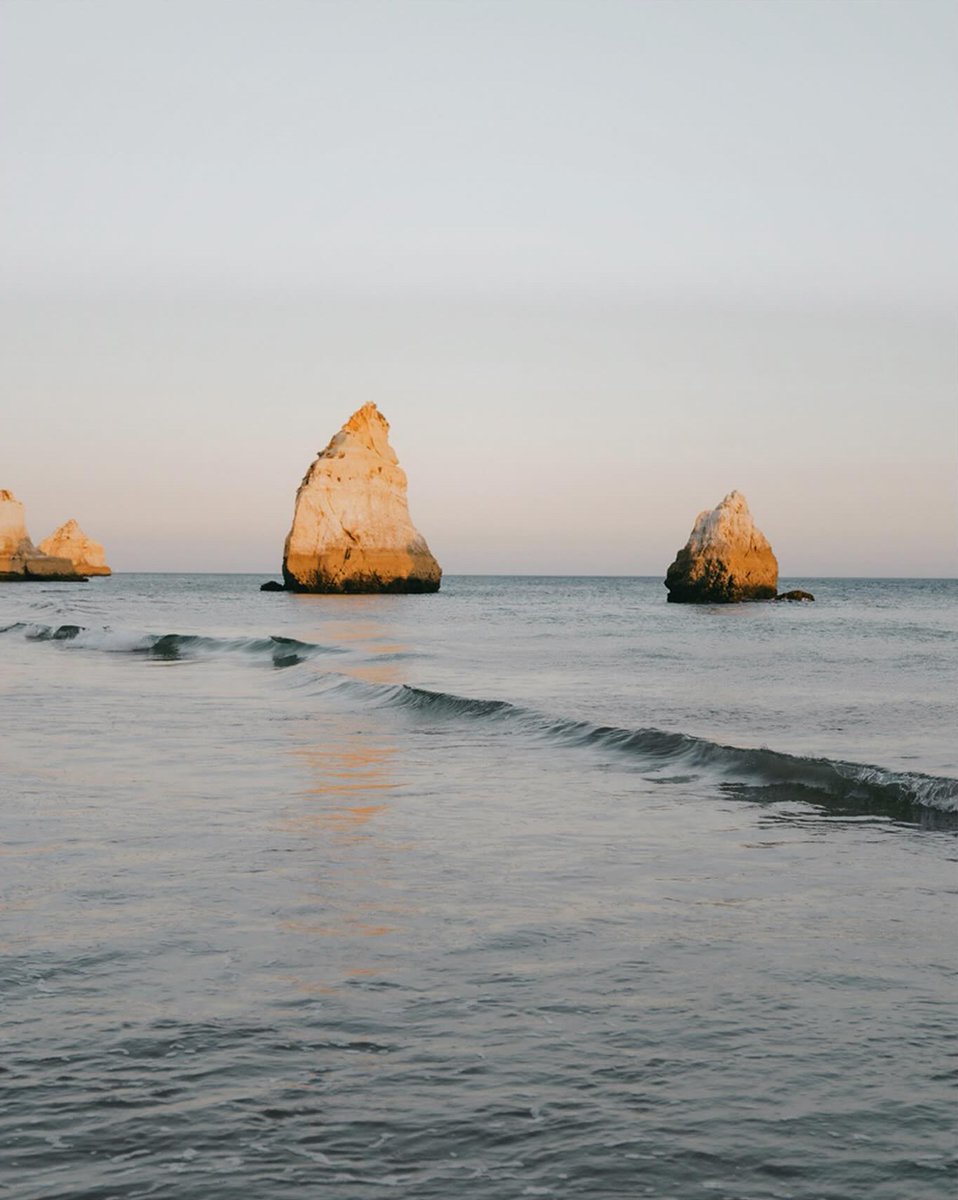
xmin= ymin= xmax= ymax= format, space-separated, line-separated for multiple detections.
xmin=385 ymin=684 xmax=958 ymax=818
xmin=3 ymin=621 xmax=954 ymax=819
xmin=0 ymin=621 xmax=342 ymax=666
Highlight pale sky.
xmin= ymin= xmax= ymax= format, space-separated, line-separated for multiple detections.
xmin=1 ymin=0 xmax=955 ymax=575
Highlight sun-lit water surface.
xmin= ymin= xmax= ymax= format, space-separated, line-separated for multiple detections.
xmin=1 ymin=575 xmax=955 ymax=1199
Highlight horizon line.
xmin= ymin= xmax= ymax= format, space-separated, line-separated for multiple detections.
xmin=78 ymin=571 xmax=958 ymax=582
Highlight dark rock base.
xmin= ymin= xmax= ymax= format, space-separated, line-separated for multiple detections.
xmin=666 ymin=585 xmax=778 ymax=604
xmin=280 ymin=572 xmax=441 ymax=594
xmin=775 ymin=590 xmax=815 ymax=602
xmin=0 ymin=571 xmax=88 ymax=583
xmin=665 ymin=552 xmax=777 ymax=603
xmin=665 ymin=569 xmax=777 ymax=604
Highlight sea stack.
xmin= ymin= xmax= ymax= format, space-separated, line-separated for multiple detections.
xmin=39 ymin=520 xmax=112 ymax=577
xmin=665 ymin=490 xmax=778 ymax=603
xmin=0 ymin=491 xmax=87 ymax=581
xmin=281 ymin=403 xmax=441 ymax=593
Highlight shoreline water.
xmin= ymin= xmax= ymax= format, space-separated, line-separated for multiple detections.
xmin=2 ymin=574 xmax=955 ymax=1199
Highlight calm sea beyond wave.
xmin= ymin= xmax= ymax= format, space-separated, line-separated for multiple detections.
xmin=1 ymin=574 xmax=955 ymax=1200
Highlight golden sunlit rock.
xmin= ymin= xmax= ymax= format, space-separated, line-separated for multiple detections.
xmin=39 ymin=519 xmax=111 ymax=577
xmin=281 ymin=403 xmax=441 ymax=593
xmin=665 ymin=490 xmax=778 ymax=603
xmin=0 ymin=490 xmax=88 ymax=582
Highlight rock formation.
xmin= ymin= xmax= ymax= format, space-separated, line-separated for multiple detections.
xmin=775 ymin=589 xmax=815 ymax=602
xmin=281 ymin=403 xmax=441 ymax=593
xmin=665 ymin=490 xmax=778 ymax=603
xmin=39 ymin=519 xmax=111 ymax=576
xmin=0 ymin=491 xmax=88 ymax=581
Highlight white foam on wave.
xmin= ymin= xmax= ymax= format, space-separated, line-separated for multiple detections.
xmin=71 ymin=628 xmax=156 ymax=653
xmin=841 ymin=764 xmax=958 ymax=812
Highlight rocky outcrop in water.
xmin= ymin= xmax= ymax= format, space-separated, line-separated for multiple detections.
xmin=665 ymin=490 xmax=778 ymax=603
xmin=39 ymin=519 xmax=111 ymax=576
xmin=776 ymin=590 xmax=815 ymax=602
xmin=0 ymin=491 xmax=88 ymax=581
xmin=281 ymin=403 xmax=441 ymax=593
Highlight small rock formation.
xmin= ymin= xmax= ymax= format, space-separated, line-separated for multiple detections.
xmin=776 ymin=589 xmax=815 ymax=602
xmin=0 ymin=491 xmax=87 ymax=581
xmin=282 ymin=403 xmax=441 ymax=593
xmin=260 ymin=580 xmax=284 ymax=592
xmin=39 ymin=519 xmax=111 ymax=576
xmin=665 ymin=490 xmax=778 ymax=603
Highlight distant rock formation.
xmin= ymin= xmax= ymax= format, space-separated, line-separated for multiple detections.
xmin=0 ymin=491 xmax=87 ymax=581
xmin=665 ymin=490 xmax=778 ymax=603
xmin=282 ymin=403 xmax=441 ymax=593
xmin=39 ymin=519 xmax=111 ymax=576
xmin=776 ymin=589 xmax=815 ymax=602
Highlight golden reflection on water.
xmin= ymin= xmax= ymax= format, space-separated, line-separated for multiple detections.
xmin=275 ymin=605 xmax=422 ymax=992
xmin=285 ymin=735 xmax=402 ymax=866
xmin=281 ymin=920 xmax=397 ymax=937
xmin=279 ymin=625 xmax=417 ymax=993
xmin=288 ymin=599 xmax=414 ymax=686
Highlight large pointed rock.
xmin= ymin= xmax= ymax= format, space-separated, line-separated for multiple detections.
xmin=665 ymin=490 xmax=778 ymax=603
xmin=282 ymin=404 xmax=441 ymax=593
xmin=0 ymin=491 xmax=87 ymax=581
xmin=39 ymin=519 xmax=112 ymax=576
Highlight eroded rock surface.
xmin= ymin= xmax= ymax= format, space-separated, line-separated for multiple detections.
xmin=39 ymin=519 xmax=111 ymax=576
xmin=0 ymin=491 xmax=87 ymax=581
xmin=665 ymin=490 xmax=778 ymax=603
xmin=282 ymin=404 xmax=441 ymax=593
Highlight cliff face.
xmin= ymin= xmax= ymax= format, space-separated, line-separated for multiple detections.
xmin=39 ymin=520 xmax=111 ymax=576
xmin=282 ymin=404 xmax=441 ymax=593
xmin=0 ymin=491 xmax=87 ymax=581
xmin=665 ymin=490 xmax=778 ymax=603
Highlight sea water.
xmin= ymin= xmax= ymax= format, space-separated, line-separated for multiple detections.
xmin=1 ymin=575 xmax=955 ymax=1199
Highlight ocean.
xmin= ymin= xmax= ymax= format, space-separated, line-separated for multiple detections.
xmin=1 ymin=574 xmax=955 ymax=1199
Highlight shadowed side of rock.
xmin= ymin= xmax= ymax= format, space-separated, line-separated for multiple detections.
xmin=665 ymin=491 xmax=778 ymax=603
xmin=281 ymin=403 xmax=441 ymax=594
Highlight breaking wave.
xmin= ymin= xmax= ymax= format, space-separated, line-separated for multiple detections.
xmin=0 ymin=621 xmax=343 ymax=666
xmin=3 ymin=620 xmax=955 ymax=819
xmin=377 ymin=684 xmax=958 ymax=818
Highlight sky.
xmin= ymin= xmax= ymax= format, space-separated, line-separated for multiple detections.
xmin=1 ymin=0 xmax=955 ymax=575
